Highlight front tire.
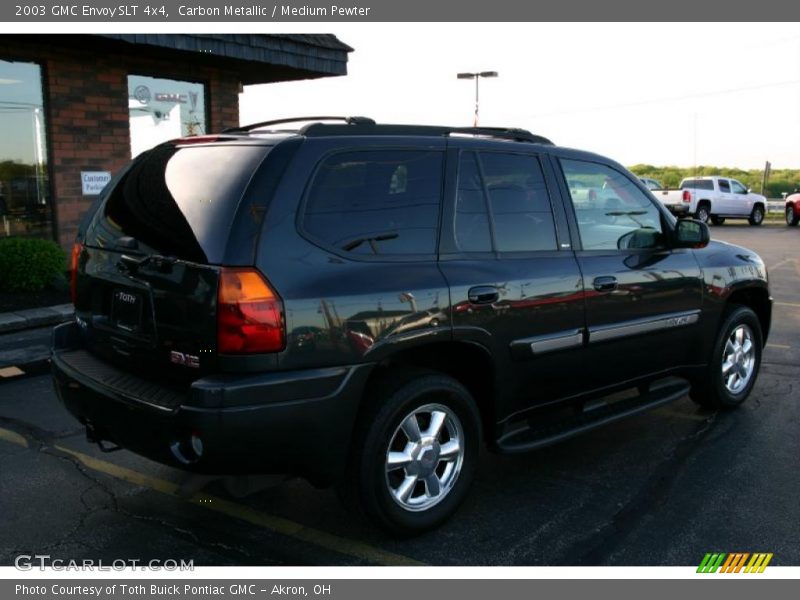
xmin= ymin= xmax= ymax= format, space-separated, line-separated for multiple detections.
xmin=690 ymin=306 xmax=762 ymax=409
xmin=342 ymin=370 xmax=480 ymax=535
xmin=749 ymin=205 xmax=764 ymax=226
xmin=787 ymin=205 xmax=799 ymax=226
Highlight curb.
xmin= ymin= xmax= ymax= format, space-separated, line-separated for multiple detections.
xmin=0 ymin=304 xmax=74 ymax=334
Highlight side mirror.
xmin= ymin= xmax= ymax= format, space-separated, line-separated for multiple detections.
xmin=617 ymin=227 xmax=662 ymax=250
xmin=674 ymin=219 xmax=710 ymax=249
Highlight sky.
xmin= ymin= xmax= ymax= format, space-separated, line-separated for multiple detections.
xmin=240 ymin=23 xmax=800 ymax=170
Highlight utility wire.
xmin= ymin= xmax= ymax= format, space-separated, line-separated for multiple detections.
xmin=533 ymin=78 xmax=800 ymax=118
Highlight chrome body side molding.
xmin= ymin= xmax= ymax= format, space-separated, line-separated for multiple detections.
xmin=589 ymin=310 xmax=700 ymax=344
xmin=510 ymin=329 xmax=585 ymax=356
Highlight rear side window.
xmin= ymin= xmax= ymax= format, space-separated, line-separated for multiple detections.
xmin=682 ymin=179 xmax=714 ymax=191
xmin=718 ymin=179 xmax=731 ymax=193
xmin=454 ymin=153 xmax=493 ymax=252
xmin=303 ymin=150 xmax=443 ymax=256
xmin=481 ymin=153 xmax=556 ymax=252
xmin=454 ymin=151 xmax=557 ymax=253
xmin=86 ymin=144 xmax=269 ymax=263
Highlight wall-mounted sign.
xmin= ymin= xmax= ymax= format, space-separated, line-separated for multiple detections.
xmin=81 ymin=171 xmax=111 ymax=196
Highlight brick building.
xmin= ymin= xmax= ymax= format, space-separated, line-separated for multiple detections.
xmin=0 ymin=34 xmax=352 ymax=249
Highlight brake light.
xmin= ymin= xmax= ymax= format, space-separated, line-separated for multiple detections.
xmin=217 ymin=268 xmax=285 ymax=354
xmin=682 ymin=189 xmax=692 ymax=203
xmin=172 ymin=135 xmax=230 ymax=145
xmin=69 ymin=242 xmax=82 ymax=304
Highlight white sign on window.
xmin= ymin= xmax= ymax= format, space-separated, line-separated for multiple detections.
xmin=81 ymin=171 xmax=112 ymax=196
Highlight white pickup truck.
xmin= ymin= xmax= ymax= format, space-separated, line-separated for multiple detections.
xmin=652 ymin=176 xmax=767 ymax=226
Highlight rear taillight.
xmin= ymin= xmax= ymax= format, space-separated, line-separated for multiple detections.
xmin=69 ymin=242 xmax=82 ymax=304
xmin=682 ymin=189 xmax=692 ymax=203
xmin=217 ymin=268 xmax=285 ymax=354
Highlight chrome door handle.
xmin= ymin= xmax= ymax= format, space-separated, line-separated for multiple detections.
xmin=593 ymin=276 xmax=618 ymax=292
xmin=468 ymin=286 xmax=499 ymax=304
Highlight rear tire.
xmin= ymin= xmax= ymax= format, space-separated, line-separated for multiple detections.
xmin=748 ymin=205 xmax=764 ymax=226
xmin=690 ymin=306 xmax=762 ymax=409
xmin=711 ymin=216 xmax=726 ymax=226
xmin=695 ymin=203 xmax=710 ymax=224
xmin=787 ymin=205 xmax=799 ymax=226
xmin=341 ymin=369 xmax=481 ymax=535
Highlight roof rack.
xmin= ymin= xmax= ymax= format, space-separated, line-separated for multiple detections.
xmin=299 ymin=122 xmax=553 ymax=145
xmin=223 ymin=116 xmax=376 ymax=133
xmin=448 ymin=127 xmax=552 ymax=145
xmin=227 ymin=117 xmax=553 ymax=145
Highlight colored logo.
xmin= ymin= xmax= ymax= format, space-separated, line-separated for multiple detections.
xmin=697 ymin=552 xmax=773 ymax=573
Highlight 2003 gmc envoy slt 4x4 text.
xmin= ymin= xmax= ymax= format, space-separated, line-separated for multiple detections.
xmin=52 ymin=117 xmax=772 ymax=534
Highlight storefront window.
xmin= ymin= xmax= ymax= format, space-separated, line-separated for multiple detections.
xmin=0 ymin=59 xmax=52 ymax=239
xmin=128 ymin=74 xmax=206 ymax=158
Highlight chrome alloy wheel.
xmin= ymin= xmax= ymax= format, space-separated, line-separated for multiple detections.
xmin=722 ymin=324 xmax=756 ymax=394
xmin=385 ymin=403 xmax=464 ymax=512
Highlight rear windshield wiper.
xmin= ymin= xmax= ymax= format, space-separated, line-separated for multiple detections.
xmin=118 ymin=254 xmax=178 ymax=275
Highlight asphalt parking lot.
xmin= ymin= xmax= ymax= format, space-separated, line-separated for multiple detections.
xmin=1 ymin=223 xmax=798 ymax=567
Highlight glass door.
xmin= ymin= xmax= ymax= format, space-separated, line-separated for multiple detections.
xmin=0 ymin=59 xmax=52 ymax=239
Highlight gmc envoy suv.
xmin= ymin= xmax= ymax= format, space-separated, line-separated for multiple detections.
xmin=52 ymin=117 xmax=771 ymax=534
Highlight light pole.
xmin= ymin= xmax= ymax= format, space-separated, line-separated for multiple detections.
xmin=457 ymin=71 xmax=498 ymax=127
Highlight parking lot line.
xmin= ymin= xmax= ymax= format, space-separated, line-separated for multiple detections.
xmin=766 ymin=343 xmax=791 ymax=349
xmin=52 ymin=444 xmax=424 ymax=566
xmin=774 ymin=301 xmax=800 ymax=309
xmin=768 ymin=259 xmax=789 ymax=271
xmin=0 ymin=427 xmax=28 ymax=448
xmin=0 ymin=366 xmax=24 ymax=379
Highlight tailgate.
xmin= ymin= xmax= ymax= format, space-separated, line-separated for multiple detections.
xmin=75 ymin=246 xmax=219 ymax=382
xmin=654 ymin=190 xmax=682 ymax=206
xmin=74 ymin=141 xmax=272 ymax=384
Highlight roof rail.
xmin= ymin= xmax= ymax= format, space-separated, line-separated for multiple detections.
xmin=299 ymin=122 xmax=553 ymax=145
xmin=449 ymin=127 xmax=553 ymax=145
xmin=223 ymin=116 xmax=376 ymax=133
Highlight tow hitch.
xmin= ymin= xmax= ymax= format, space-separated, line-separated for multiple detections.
xmin=85 ymin=422 xmax=122 ymax=453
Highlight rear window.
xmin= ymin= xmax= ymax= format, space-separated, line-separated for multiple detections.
xmin=302 ymin=150 xmax=443 ymax=256
xmin=86 ymin=143 xmax=269 ymax=263
xmin=454 ymin=151 xmax=556 ymax=253
xmin=681 ymin=179 xmax=714 ymax=191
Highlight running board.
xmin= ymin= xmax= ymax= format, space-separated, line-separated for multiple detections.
xmin=496 ymin=380 xmax=691 ymax=454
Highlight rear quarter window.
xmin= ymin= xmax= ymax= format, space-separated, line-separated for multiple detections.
xmin=302 ymin=150 xmax=443 ymax=257
xmin=86 ymin=143 xmax=269 ymax=263
xmin=681 ymin=179 xmax=714 ymax=191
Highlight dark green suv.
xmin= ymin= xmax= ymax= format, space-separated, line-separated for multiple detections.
xmin=53 ymin=117 xmax=771 ymax=534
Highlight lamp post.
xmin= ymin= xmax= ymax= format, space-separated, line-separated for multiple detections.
xmin=457 ymin=71 xmax=498 ymax=126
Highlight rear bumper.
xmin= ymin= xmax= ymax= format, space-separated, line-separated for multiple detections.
xmin=51 ymin=322 xmax=370 ymax=486
xmin=665 ymin=204 xmax=691 ymax=216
